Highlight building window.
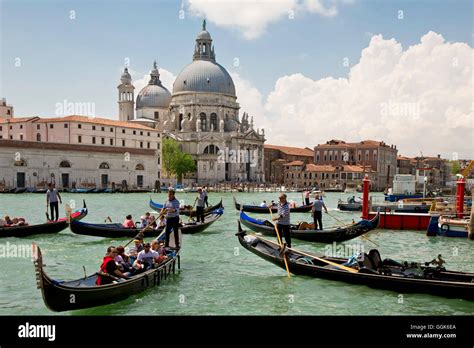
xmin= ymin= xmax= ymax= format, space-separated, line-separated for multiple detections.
xmin=99 ymin=162 xmax=110 ymax=169
xmin=203 ymin=144 xmax=220 ymax=154
xmin=122 ymin=139 xmax=125 ymax=146
xmin=122 ymin=129 xmax=125 ymax=134
xmin=157 ymin=143 xmax=160 ymax=149
xmin=154 ymin=111 xmax=159 ymax=120
xmin=140 ymin=131 xmax=143 ymax=136
xmin=101 ymin=138 xmax=105 ymax=145
xmin=157 ymin=133 xmax=160 ymax=137
xmin=10 ymin=135 xmax=12 ymax=139
xmin=9 ymin=126 xmax=12 ymax=130
xmin=36 ymin=125 xmax=40 ymax=130
xmin=110 ymin=128 xmax=113 ymax=132
xmin=36 ymin=133 xmax=41 ymax=142
xmin=59 ymin=160 xmax=71 ymax=168
xmin=135 ymin=163 xmax=145 ymax=171
xmin=335 ymin=154 xmax=338 ymax=161
xmin=78 ymin=124 xmax=82 ymax=129
xmin=140 ymin=141 xmax=143 ymax=148
xmin=133 ymin=130 xmax=136 ymax=135
xmin=323 ymin=155 xmax=327 ymax=161
xmin=92 ymin=125 xmax=96 ymax=130
xmin=101 ymin=127 xmax=105 ymax=131
xmin=92 ymin=137 xmax=96 ymax=144
xmin=0 ymin=126 xmax=2 ymax=131
xmin=147 ymin=132 xmax=150 ymax=137
xmin=20 ymin=134 xmax=23 ymax=140
xmin=147 ymin=142 xmax=150 ymax=149
xmin=20 ymin=125 xmax=23 ymax=129
xmin=78 ymin=135 xmax=82 ymax=143
xmin=49 ymin=124 xmax=54 ymax=129
xmin=210 ymin=113 xmax=218 ymax=131
xmin=200 ymin=113 xmax=207 ymax=131
xmin=64 ymin=123 xmax=68 ymax=128
xmin=110 ymin=139 xmax=113 ymax=146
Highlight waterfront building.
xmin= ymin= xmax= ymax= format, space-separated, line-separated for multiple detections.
xmin=283 ymin=162 xmax=376 ymax=189
xmin=314 ymin=139 xmax=398 ymax=191
xmin=264 ymin=145 xmax=314 ymax=184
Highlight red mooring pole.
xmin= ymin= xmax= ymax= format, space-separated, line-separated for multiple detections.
xmin=456 ymin=177 xmax=466 ymax=219
xmin=362 ymin=175 xmax=370 ymax=220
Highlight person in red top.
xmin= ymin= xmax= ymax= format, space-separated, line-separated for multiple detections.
xmin=96 ymin=246 xmax=129 ymax=285
xmin=122 ymin=215 xmax=136 ymax=228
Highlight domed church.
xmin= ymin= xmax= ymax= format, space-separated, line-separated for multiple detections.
xmin=117 ymin=20 xmax=265 ymax=183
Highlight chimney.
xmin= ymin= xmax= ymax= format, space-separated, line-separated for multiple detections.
xmin=437 ymin=154 xmax=440 ymax=159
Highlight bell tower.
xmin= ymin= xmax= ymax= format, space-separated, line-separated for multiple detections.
xmin=118 ymin=67 xmax=135 ymax=121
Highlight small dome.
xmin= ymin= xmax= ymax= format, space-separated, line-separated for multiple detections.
xmin=173 ymin=60 xmax=236 ymax=96
xmin=121 ymin=67 xmax=132 ymax=84
xmin=196 ymin=30 xmax=211 ymax=40
xmin=136 ymin=84 xmax=171 ymax=108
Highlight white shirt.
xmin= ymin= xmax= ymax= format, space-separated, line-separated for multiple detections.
xmin=137 ymin=249 xmax=159 ymax=265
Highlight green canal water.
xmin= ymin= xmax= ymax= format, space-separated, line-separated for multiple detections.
xmin=0 ymin=192 xmax=473 ymax=316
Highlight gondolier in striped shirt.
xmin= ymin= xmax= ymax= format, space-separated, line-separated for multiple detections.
xmin=163 ymin=188 xmax=181 ymax=249
xmin=272 ymin=193 xmax=292 ymax=248
xmin=312 ymin=193 xmax=328 ymax=230
xmin=195 ymin=187 xmax=205 ymax=223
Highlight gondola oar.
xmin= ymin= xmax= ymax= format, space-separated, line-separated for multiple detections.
xmin=188 ymin=198 xmax=198 ymax=222
xmin=326 ymin=210 xmax=379 ymax=247
xmin=123 ymin=222 xmax=156 ymax=248
xmin=253 ymin=233 xmax=358 ymax=274
xmin=268 ymin=206 xmax=291 ymax=278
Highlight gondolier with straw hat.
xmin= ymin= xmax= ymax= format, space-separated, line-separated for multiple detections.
xmin=272 ymin=193 xmax=291 ymax=248
xmin=163 ymin=188 xmax=181 ymax=249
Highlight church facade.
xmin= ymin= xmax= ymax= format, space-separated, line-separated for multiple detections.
xmin=117 ymin=21 xmax=265 ymax=184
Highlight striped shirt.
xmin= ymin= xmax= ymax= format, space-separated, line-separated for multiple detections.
xmin=312 ymin=199 xmax=325 ymax=212
xmin=277 ymin=201 xmax=290 ymax=225
xmin=164 ymin=198 xmax=180 ymax=218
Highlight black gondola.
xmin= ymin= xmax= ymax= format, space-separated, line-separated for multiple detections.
xmin=233 ymin=197 xmax=313 ymax=214
xmin=32 ymin=230 xmax=182 ymax=312
xmin=239 ymin=210 xmax=379 ymax=243
xmin=337 ymin=200 xmax=362 ymax=211
xmin=0 ymin=201 xmax=88 ymax=238
xmin=70 ymin=210 xmax=223 ymax=238
xmin=149 ymin=198 xmax=223 ymax=217
xmin=236 ymin=223 xmax=474 ymax=301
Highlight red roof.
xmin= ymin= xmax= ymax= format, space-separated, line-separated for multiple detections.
xmin=285 ymin=160 xmax=305 ymax=166
xmin=265 ymin=144 xmax=314 ymax=157
xmin=305 ymin=164 xmax=336 ymax=172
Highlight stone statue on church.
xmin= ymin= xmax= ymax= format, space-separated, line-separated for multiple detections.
xmin=196 ymin=118 xmax=201 ymax=132
xmin=182 ymin=114 xmax=193 ymax=132
xmin=219 ymin=119 xmax=224 ymax=133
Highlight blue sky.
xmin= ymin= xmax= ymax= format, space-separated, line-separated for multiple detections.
xmin=0 ymin=0 xmax=473 ymax=157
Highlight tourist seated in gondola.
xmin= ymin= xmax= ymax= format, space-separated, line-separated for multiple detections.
xmin=127 ymin=238 xmax=144 ymax=264
xmin=3 ymin=216 xmax=13 ymax=226
xmin=259 ymin=200 xmax=267 ymax=207
xmin=96 ymin=246 xmax=130 ymax=285
xmin=151 ymin=240 xmax=168 ymax=264
xmin=134 ymin=242 xmax=159 ymax=271
xmin=115 ymin=245 xmax=132 ymax=272
xmin=140 ymin=212 xmax=151 ymax=228
xmin=10 ymin=217 xmax=27 ymax=226
xmin=122 ymin=215 xmax=136 ymax=229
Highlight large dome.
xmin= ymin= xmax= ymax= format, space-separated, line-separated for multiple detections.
xmin=173 ymin=60 xmax=236 ymax=96
xmin=136 ymin=84 xmax=171 ymax=108
xmin=136 ymin=62 xmax=171 ymax=108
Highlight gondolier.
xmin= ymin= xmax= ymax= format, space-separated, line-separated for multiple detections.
xmin=164 ymin=188 xmax=181 ymax=249
xmin=203 ymin=186 xmax=209 ymax=207
xmin=272 ymin=193 xmax=291 ymax=248
xmin=312 ymin=193 xmax=328 ymax=230
xmin=46 ymin=183 xmax=62 ymax=221
xmin=195 ymin=187 xmax=205 ymax=223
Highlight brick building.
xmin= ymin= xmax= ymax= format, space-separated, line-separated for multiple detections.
xmin=264 ymin=144 xmax=314 ymax=183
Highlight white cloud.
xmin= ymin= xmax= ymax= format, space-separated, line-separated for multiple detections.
xmin=236 ymin=31 xmax=473 ymax=158
xmin=186 ymin=0 xmax=346 ymax=39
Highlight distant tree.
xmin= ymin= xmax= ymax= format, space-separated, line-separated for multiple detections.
xmin=451 ymin=161 xmax=461 ymax=175
xmin=162 ymin=138 xmax=196 ymax=184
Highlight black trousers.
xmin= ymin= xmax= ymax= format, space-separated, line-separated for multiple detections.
xmin=204 ymin=196 xmax=209 ymax=207
xmin=50 ymin=202 xmax=59 ymax=221
xmin=196 ymin=206 xmax=205 ymax=223
xmin=165 ymin=216 xmax=180 ymax=248
xmin=305 ymin=198 xmax=310 ymax=205
xmin=277 ymin=223 xmax=291 ymax=248
xmin=314 ymin=211 xmax=323 ymax=230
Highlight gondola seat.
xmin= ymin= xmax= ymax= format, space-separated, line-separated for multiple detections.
xmin=368 ymin=249 xmax=383 ymax=269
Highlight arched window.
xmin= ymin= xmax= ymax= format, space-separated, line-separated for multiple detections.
xmin=14 ymin=159 xmax=27 ymax=167
xmin=135 ymin=163 xmax=145 ymax=171
xmin=210 ymin=113 xmax=218 ymax=131
xmin=179 ymin=114 xmax=183 ymax=130
xmin=59 ymin=160 xmax=71 ymax=168
xmin=200 ymin=113 xmax=207 ymax=131
xmin=36 ymin=133 xmax=41 ymax=142
xmin=99 ymin=162 xmax=110 ymax=169
xmin=203 ymin=145 xmax=220 ymax=155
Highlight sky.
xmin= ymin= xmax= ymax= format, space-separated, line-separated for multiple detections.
xmin=1 ymin=0 xmax=473 ymax=158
